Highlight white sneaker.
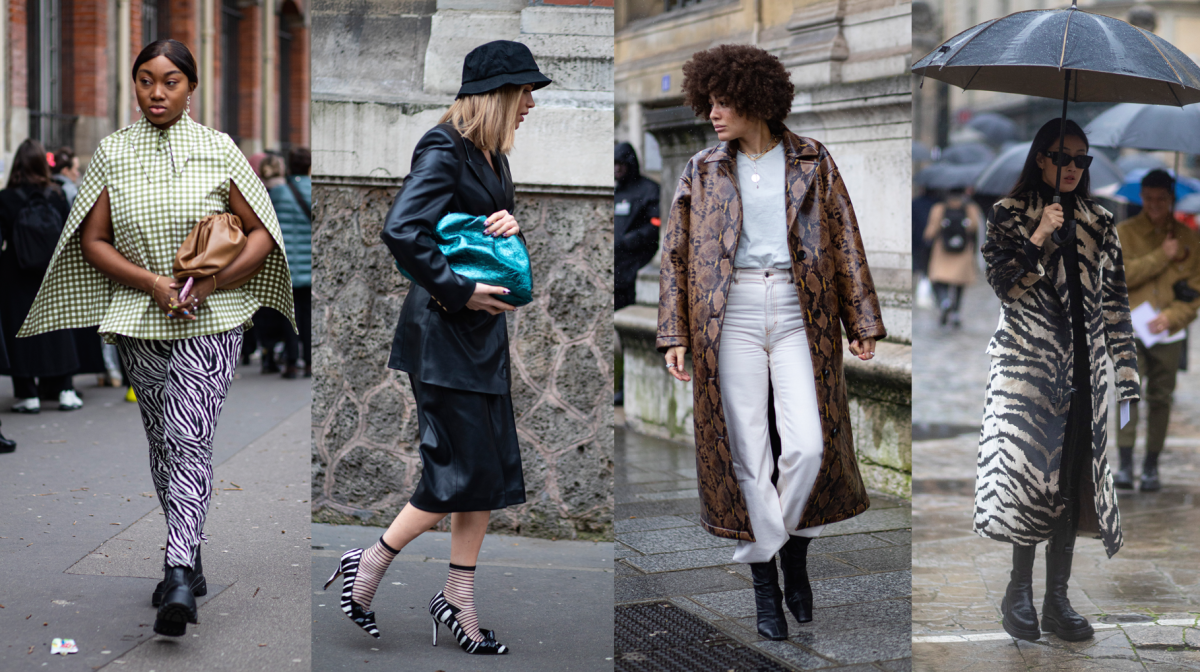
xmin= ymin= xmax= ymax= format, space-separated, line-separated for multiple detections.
xmin=11 ymin=398 xmax=40 ymax=414
xmin=58 ymin=390 xmax=83 ymax=411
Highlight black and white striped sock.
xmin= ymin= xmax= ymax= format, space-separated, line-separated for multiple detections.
xmin=444 ymin=563 xmax=483 ymax=642
xmin=351 ymin=537 xmax=399 ymax=610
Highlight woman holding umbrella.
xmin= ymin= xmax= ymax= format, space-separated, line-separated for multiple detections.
xmin=975 ymin=118 xmax=1140 ymax=642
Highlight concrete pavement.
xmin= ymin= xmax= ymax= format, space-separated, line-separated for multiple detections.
xmin=310 ymin=523 xmax=614 ymax=671
xmin=913 ymin=277 xmax=1200 ymax=670
xmin=615 ymin=412 xmax=913 ymax=672
xmin=0 ymin=367 xmax=312 ymax=671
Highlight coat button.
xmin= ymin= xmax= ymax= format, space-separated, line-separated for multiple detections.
xmin=797 ymin=250 xmax=807 ymax=261
xmin=831 ymin=427 xmax=839 ymax=437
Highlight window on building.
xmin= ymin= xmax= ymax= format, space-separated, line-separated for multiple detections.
xmin=221 ymin=0 xmax=242 ymax=141
xmin=28 ymin=0 xmax=74 ymax=147
xmin=142 ymin=0 xmax=171 ymax=45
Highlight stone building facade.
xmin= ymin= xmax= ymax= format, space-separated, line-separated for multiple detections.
xmin=310 ymin=0 xmax=615 ymax=540
xmin=3 ymin=0 xmax=309 ymax=171
xmin=614 ymin=0 xmax=912 ymax=496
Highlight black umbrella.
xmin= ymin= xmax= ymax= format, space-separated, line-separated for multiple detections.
xmin=1116 ymin=153 xmax=1169 ymax=175
xmin=913 ymin=0 xmax=1200 ymax=242
xmin=973 ymin=141 xmax=1124 ymax=197
xmin=966 ymin=112 xmax=1018 ymax=145
xmin=1085 ymin=102 xmax=1200 ymax=179
xmin=941 ymin=142 xmax=995 ymax=166
xmin=915 ymin=161 xmax=991 ymax=191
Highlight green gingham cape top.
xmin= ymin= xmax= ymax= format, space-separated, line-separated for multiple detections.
xmin=18 ymin=114 xmax=295 ymax=342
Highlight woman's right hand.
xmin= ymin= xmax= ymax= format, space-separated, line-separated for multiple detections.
xmin=1031 ymin=202 xmax=1063 ymax=246
xmin=665 ymin=346 xmax=691 ymax=382
xmin=149 ymin=276 xmax=191 ymax=319
xmin=465 ymin=282 xmax=515 ymax=315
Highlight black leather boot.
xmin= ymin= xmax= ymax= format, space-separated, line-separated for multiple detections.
xmin=1140 ymin=451 xmax=1161 ymax=492
xmin=153 ymin=547 xmax=207 ymax=606
xmin=1041 ymin=546 xmax=1094 ymax=641
xmin=777 ymin=536 xmax=813 ymax=623
xmin=154 ymin=567 xmax=200 ymax=636
xmin=1113 ymin=447 xmax=1134 ymax=490
xmin=749 ymin=560 xmax=788 ymax=640
xmin=1000 ymin=543 xmax=1040 ymax=641
xmin=0 ymin=429 xmax=15 ymax=453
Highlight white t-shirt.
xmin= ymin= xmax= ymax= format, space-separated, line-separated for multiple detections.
xmin=734 ymin=142 xmax=790 ymax=269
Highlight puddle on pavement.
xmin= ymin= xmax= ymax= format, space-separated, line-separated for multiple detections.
xmin=913 ymin=423 xmax=981 ymax=441
xmin=1098 ymin=614 xmax=1155 ymax=624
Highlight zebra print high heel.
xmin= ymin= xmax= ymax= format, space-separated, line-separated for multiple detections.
xmin=428 ymin=591 xmax=508 ymax=654
xmin=323 ymin=548 xmax=381 ymax=638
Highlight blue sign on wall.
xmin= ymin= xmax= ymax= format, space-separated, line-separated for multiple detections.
xmin=661 ymin=75 xmax=670 ymax=92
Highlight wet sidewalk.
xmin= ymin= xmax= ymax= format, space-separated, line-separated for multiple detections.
xmin=310 ymin=523 xmax=613 ymax=671
xmin=615 ymin=415 xmax=913 ymax=671
xmin=913 ymin=277 xmax=1200 ymax=670
xmin=0 ymin=367 xmax=312 ymax=671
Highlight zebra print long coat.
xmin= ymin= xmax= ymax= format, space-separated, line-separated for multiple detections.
xmin=975 ymin=188 xmax=1140 ymax=558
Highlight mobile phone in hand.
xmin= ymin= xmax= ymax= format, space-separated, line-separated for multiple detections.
xmin=178 ymin=277 xmax=195 ymax=302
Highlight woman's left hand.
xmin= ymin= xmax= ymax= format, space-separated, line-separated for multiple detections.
xmin=485 ymin=210 xmax=520 ymax=237
xmin=169 ymin=275 xmax=217 ymax=320
xmin=849 ymin=338 xmax=876 ymax=361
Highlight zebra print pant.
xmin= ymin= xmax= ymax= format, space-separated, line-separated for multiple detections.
xmin=116 ymin=328 xmax=243 ymax=569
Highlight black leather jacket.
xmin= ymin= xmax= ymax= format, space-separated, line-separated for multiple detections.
xmin=380 ymin=124 xmax=517 ymax=394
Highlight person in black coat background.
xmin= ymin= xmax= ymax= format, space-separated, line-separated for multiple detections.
xmin=0 ymin=139 xmax=81 ymax=414
xmin=614 ymin=142 xmax=660 ymax=311
xmin=323 ymin=40 xmax=549 ymax=655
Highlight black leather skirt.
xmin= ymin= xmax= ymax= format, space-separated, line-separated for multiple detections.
xmin=407 ymin=375 xmax=526 ymax=512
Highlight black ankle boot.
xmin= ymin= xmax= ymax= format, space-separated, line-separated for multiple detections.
xmin=1041 ymin=547 xmax=1094 ymax=641
xmin=0 ymin=429 xmax=15 ymax=453
xmin=154 ymin=567 xmax=200 ymax=636
xmin=1114 ymin=447 xmax=1134 ymax=490
xmin=1141 ymin=452 xmax=1161 ymax=492
xmin=777 ymin=536 xmax=813 ymax=623
xmin=749 ymin=561 xmax=788 ymax=640
xmin=153 ymin=547 xmax=207 ymax=607
xmin=1001 ymin=543 xmax=1040 ymax=641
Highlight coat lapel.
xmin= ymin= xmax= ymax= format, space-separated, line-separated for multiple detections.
xmin=462 ymin=138 xmax=507 ymax=213
xmin=782 ymin=132 xmax=821 ymax=252
xmin=703 ymin=142 xmax=742 ymax=259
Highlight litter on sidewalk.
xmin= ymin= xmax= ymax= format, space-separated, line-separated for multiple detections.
xmin=50 ymin=638 xmax=78 ymax=655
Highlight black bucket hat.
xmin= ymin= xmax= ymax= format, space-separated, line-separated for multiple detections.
xmin=456 ymin=40 xmax=552 ymax=99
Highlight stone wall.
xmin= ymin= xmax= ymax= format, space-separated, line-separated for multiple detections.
xmin=311 ymin=180 xmax=614 ymax=539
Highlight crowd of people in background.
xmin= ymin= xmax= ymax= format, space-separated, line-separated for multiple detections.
xmin=0 ymin=139 xmax=313 ymax=454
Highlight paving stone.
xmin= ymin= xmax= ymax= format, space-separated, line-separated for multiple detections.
xmin=834 ymin=544 xmax=912 ymax=573
xmin=1126 ymin=625 xmax=1189 ymax=648
xmin=1187 ymin=627 xmax=1200 ymax=649
xmin=877 ymin=659 xmax=914 ymax=672
xmin=753 ymin=640 xmax=838 ymax=669
xmin=615 ymin=566 xmax=748 ymax=602
xmin=872 ymin=530 xmax=913 ymax=546
xmin=823 ymin=507 xmax=912 ymax=536
xmin=614 ymin=515 xmax=695 ymax=534
xmin=617 ymin=498 xmax=703 ymax=520
xmin=619 ymin=525 xmax=737 ymax=554
xmin=616 ymin=560 xmax=644 ymax=577
xmin=810 ymin=533 xmax=896 ymax=554
xmin=792 ymin=625 xmax=912 ymax=665
xmin=814 ymin=571 xmax=912 ymax=608
xmin=622 ymin=546 xmax=737 ymax=574
xmin=691 ymin=588 xmax=757 ymax=619
xmin=614 ymin=542 xmax=641 ymax=559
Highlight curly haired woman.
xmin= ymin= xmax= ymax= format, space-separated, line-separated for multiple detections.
xmin=657 ymin=44 xmax=885 ymax=640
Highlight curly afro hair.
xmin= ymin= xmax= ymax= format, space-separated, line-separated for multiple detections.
xmin=681 ymin=44 xmax=794 ymax=131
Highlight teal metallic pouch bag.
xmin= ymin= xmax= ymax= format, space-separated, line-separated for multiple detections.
xmin=396 ymin=212 xmax=533 ymax=306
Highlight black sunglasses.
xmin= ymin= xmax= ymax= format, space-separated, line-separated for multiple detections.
xmin=1043 ymin=151 xmax=1093 ymax=169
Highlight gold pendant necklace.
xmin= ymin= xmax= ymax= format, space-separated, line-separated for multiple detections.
xmin=740 ymin=137 xmax=779 ymax=188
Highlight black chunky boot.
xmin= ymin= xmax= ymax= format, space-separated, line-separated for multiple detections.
xmin=1001 ymin=543 xmax=1040 ymax=641
xmin=777 ymin=536 xmax=813 ymax=623
xmin=154 ymin=567 xmax=200 ymax=636
xmin=1140 ymin=451 xmax=1161 ymax=492
xmin=749 ymin=561 xmax=788 ymax=640
xmin=1113 ymin=447 xmax=1134 ymax=490
xmin=153 ymin=547 xmax=207 ymax=607
xmin=1041 ymin=546 xmax=1094 ymax=641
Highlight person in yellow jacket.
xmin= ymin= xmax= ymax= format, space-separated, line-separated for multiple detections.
xmin=1115 ymin=169 xmax=1200 ymax=491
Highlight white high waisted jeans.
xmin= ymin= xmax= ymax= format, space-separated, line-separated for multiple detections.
xmin=719 ymin=268 xmax=825 ymax=564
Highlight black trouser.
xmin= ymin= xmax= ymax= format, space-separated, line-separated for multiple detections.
xmin=933 ymin=283 xmax=963 ymax=313
xmin=286 ymin=287 xmax=311 ymax=368
xmin=13 ymin=375 xmax=71 ymax=399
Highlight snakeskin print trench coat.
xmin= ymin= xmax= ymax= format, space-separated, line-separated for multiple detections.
xmin=656 ymin=130 xmax=887 ymax=542
xmin=975 ymin=189 xmax=1140 ymax=558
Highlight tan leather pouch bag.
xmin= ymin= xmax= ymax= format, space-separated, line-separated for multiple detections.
xmin=173 ymin=213 xmax=262 ymax=289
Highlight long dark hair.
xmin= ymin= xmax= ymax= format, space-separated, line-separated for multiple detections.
xmin=7 ymin=139 xmax=53 ymax=189
xmin=132 ymin=39 xmax=198 ymax=85
xmin=1007 ymin=118 xmax=1091 ymax=200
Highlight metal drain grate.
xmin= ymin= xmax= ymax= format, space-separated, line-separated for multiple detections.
xmin=1098 ymin=614 xmax=1156 ymax=624
xmin=615 ymin=603 xmax=791 ymax=672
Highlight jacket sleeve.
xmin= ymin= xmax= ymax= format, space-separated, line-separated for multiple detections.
xmin=623 ymin=183 xmax=661 ymax=253
xmin=821 ymin=151 xmax=886 ymax=343
xmin=380 ymin=127 xmax=476 ymax=313
xmin=656 ymin=161 xmax=693 ymax=352
xmin=982 ymin=199 xmax=1048 ymax=305
xmin=1101 ymin=213 xmax=1141 ymax=403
